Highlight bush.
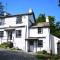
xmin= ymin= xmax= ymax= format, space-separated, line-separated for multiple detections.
xmin=36 ymin=51 xmax=60 ymax=60
xmin=36 ymin=54 xmax=51 ymax=59
xmin=0 ymin=42 xmax=13 ymax=48
xmin=37 ymin=50 xmax=47 ymax=54
xmin=42 ymin=50 xmax=47 ymax=54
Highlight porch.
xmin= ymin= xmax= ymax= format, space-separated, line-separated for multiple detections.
xmin=25 ymin=38 xmax=38 ymax=52
xmin=0 ymin=28 xmax=15 ymax=44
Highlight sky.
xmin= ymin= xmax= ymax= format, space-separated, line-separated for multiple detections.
xmin=0 ymin=0 xmax=60 ymax=22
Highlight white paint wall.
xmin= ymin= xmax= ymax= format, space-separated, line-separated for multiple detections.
xmin=30 ymin=28 xmax=49 ymax=37
xmin=30 ymin=27 xmax=50 ymax=53
xmin=13 ymin=27 xmax=26 ymax=50
xmin=50 ymin=35 xmax=60 ymax=54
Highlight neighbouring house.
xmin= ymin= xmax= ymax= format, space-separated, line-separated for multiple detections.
xmin=0 ymin=9 xmax=60 ymax=54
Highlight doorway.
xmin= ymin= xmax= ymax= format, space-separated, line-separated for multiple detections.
xmin=7 ymin=31 xmax=12 ymax=40
xmin=28 ymin=40 xmax=34 ymax=52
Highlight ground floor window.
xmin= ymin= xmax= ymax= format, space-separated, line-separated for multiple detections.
xmin=16 ymin=30 xmax=21 ymax=38
xmin=0 ymin=31 xmax=4 ymax=37
xmin=38 ymin=40 xmax=43 ymax=47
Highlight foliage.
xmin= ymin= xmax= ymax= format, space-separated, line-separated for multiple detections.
xmin=10 ymin=48 xmax=22 ymax=51
xmin=36 ymin=52 xmax=60 ymax=60
xmin=0 ymin=2 xmax=4 ymax=16
xmin=36 ymin=54 xmax=50 ymax=60
xmin=0 ymin=42 xmax=13 ymax=48
xmin=0 ymin=42 xmax=23 ymax=51
xmin=48 ymin=16 xmax=60 ymax=38
xmin=36 ymin=13 xmax=46 ymax=23
xmin=37 ymin=50 xmax=48 ymax=55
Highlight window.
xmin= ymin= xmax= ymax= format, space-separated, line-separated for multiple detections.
xmin=0 ymin=18 xmax=4 ymax=25
xmin=16 ymin=16 xmax=22 ymax=24
xmin=16 ymin=30 xmax=21 ymax=38
xmin=38 ymin=27 xmax=43 ymax=34
xmin=38 ymin=40 xmax=43 ymax=47
xmin=0 ymin=31 xmax=4 ymax=37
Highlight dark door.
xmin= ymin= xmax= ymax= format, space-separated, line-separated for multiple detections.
xmin=8 ymin=31 xmax=12 ymax=40
xmin=57 ymin=42 xmax=60 ymax=54
xmin=28 ymin=40 xmax=34 ymax=52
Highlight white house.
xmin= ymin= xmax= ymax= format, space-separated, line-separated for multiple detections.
xmin=0 ymin=9 xmax=60 ymax=54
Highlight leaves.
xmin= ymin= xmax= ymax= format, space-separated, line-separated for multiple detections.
xmin=36 ymin=13 xmax=46 ymax=23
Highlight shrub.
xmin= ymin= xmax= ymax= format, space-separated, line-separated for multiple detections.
xmin=36 ymin=54 xmax=51 ymax=59
xmin=37 ymin=50 xmax=47 ymax=54
xmin=0 ymin=42 xmax=13 ymax=48
xmin=42 ymin=50 xmax=47 ymax=54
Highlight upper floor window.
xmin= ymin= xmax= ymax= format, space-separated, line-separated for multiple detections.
xmin=0 ymin=31 xmax=4 ymax=37
xmin=16 ymin=30 xmax=21 ymax=38
xmin=38 ymin=27 xmax=43 ymax=34
xmin=0 ymin=18 xmax=4 ymax=25
xmin=38 ymin=40 xmax=43 ymax=47
xmin=16 ymin=16 xmax=22 ymax=24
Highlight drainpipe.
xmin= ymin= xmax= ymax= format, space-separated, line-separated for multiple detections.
xmin=25 ymin=25 xmax=27 ymax=52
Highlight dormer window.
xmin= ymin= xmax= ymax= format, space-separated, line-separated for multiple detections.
xmin=16 ymin=16 xmax=22 ymax=24
xmin=0 ymin=18 xmax=4 ymax=25
xmin=38 ymin=27 xmax=43 ymax=34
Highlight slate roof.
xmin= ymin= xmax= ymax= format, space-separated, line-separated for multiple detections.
xmin=31 ymin=22 xmax=50 ymax=28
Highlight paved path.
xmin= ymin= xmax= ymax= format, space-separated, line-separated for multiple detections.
xmin=0 ymin=50 xmax=38 ymax=60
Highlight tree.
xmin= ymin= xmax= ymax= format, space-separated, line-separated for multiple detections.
xmin=58 ymin=0 xmax=60 ymax=6
xmin=48 ymin=16 xmax=60 ymax=38
xmin=48 ymin=16 xmax=56 ymax=34
xmin=36 ymin=13 xmax=46 ymax=23
xmin=56 ymin=22 xmax=60 ymax=29
xmin=0 ymin=2 xmax=4 ymax=16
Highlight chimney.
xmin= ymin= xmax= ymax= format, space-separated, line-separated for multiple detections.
xmin=29 ymin=8 xmax=33 ymax=13
xmin=46 ymin=16 xmax=49 ymax=22
xmin=4 ymin=12 xmax=7 ymax=16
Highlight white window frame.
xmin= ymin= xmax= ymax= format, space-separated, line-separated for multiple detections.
xmin=38 ymin=40 xmax=43 ymax=47
xmin=16 ymin=30 xmax=21 ymax=38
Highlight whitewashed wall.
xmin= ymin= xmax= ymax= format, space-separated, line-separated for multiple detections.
xmin=50 ymin=35 xmax=60 ymax=54
xmin=30 ymin=27 xmax=50 ymax=53
xmin=13 ymin=27 xmax=26 ymax=50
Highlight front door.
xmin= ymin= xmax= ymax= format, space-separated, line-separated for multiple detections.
xmin=8 ymin=31 xmax=12 ymax=40
xmin=57 ymin=42 xmax=60 ymax=54
xmin=28 ymin=40 xmax=34 ymax=52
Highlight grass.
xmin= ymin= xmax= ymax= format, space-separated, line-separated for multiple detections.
xmin=35 ymin=50 xmax=60 ymax=60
